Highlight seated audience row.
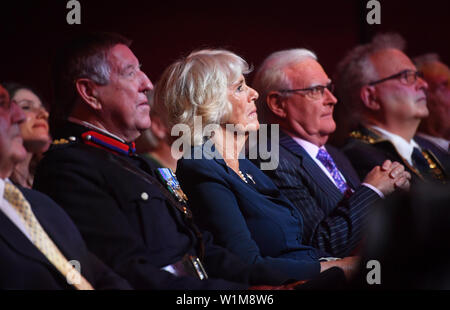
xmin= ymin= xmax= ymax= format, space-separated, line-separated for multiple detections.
xmin=30 ymin=33 xmax=310 ymax=289
xmin=1 ymin=30 xmax=448 ymax=290
xmin=0 ymin=84 xmax=130 ymax=289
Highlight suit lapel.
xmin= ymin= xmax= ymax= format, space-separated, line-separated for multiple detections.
xmin=361 ymin=127 xmax=426 ymax=180
xmin=22 ymin=189 xmax=82 ymax=271
xmin=415 ymin=135 xmax=450 ymax=177
xmin=279 ymin=133 xmax=343 ymax=203
xmin=0 ymin=210 xmax=52 ymax=267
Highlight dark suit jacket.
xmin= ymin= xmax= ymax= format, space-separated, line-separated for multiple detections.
xmin=0 ymin=185 xmax=130 ymax=289
xmin=252 ymin=132 xmax=380 ymax=257
xmin=177 ymin=144 xmax=323 ymax=281
xmin=342 ymin=126 xmax=449 ymax=184
xmin=33 ymin=122 xmax=289 ymax=290
xmin=414 ymin=135 xmax=450 ymax=175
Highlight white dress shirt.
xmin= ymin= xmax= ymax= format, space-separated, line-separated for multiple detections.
xmin=289 ymin=135 xmax=383 ymax=197
xmin=0 ymin=178 xmax=31 ymax=240
xmin=370 ymin=125 xmax=421 ymax=166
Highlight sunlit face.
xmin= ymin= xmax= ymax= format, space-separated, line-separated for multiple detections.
xmin=0 ymin=85 xmax=27 ymax=177
xmin=370 ymin=49 xmax=429 ymax=121
xmin=421 ymin=61 xmax=450 ymax=131
xmin=282 ymin=58 xmax=338 ymax=145
xmin=226 ymin=74 xmax=259 ymax=133
xmin=12 ymin=88 xmax=50 ymax=153
xmin=95 ymin=44 xmax=153 ymax=141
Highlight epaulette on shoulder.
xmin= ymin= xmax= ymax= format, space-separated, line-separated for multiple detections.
xmin=50 ymin=136 xmax=78 ymax=149
xmin=349 ymin=130 xmax=387 ymax=144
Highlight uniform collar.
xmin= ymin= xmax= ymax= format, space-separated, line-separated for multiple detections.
xmin=369 ymin=125 xmax=419 ymax=165
xmin=68 ymin=117 xmax=126 ymax=143
xmin=81 ymin=130 xmax=136 ymax=156
xmin=60 ymin=119 xmax=137 ymax=157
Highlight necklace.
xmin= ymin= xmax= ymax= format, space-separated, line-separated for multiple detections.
xmin=237 ymin=170 xmax=248 ymax=183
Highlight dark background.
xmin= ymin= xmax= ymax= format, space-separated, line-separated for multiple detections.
xmin=1 ymin=0 xmax=449 ymax=105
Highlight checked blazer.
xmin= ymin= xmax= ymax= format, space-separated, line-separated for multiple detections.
xmin=253 ymin=131 xmax=380 ymax=257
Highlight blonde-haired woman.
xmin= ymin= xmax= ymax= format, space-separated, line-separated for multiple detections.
xmin=155 ymin=49 xmax=359 ymax=281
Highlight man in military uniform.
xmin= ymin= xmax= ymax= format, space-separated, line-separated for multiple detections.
xmin=0 ymin=83 xmax=130 ymax=290
xmin=335 ymin=33 xmax=448 ymax=184
xmin=33 ymin=32 xmax=296 ymax=289
xmin=251 ymin=48 xmax=410 ymax=258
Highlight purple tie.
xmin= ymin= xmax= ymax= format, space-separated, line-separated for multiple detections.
xmin=316 ymin=148 xmax=350 ymax=194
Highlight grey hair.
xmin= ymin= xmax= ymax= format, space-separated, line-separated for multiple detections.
xmin=334 ymin=33 xmax=406 ymax=116
xmin=51 ymin=32 xmax=131 ymax=133
xmin=77 ymin=52 xmax=111 ymax=85
xmin=252 ymin=48 xmax=317 ymax=124
xmin=154 ymin=49 xmax=251 ymax=146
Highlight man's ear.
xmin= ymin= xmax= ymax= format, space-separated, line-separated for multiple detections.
xmin=75 ymin=78 xmax=102 ymax=110
xmin=360 ymin=85 xmax=380 ymax=111
xmin=266 ymin=91 xmax=287 ymax=118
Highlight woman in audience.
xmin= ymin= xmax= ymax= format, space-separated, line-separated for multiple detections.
xmin=154 ymin=49 xmax=359 ymax=281
xmin=4 ymin=83 xmax=51 ymax=188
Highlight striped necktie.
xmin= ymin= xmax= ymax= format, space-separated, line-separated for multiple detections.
xmin=3 ymin=183 xmax=94 ymax=290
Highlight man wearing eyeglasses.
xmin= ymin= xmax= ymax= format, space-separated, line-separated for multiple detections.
xmin=335 ymin=33 xmax=448 ymax=184
xmin=251 ymin=48 xmax=410 ymax=257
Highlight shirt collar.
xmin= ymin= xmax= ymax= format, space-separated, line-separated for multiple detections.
xmin=0 ymin=178 xmax=4 ymax=199
xmin=288 ymin=134 xmax=323 ymax=158
xmin=0 ymin=178 xmax=13 ymax=200
xmin=370 ymin=125 xmax=420 ymax=163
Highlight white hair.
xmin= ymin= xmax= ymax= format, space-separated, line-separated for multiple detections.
xmin=252 ymin=48 xmax=317 ymax=124
xmin=154 ymin=49 xmax=251 ymax=146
